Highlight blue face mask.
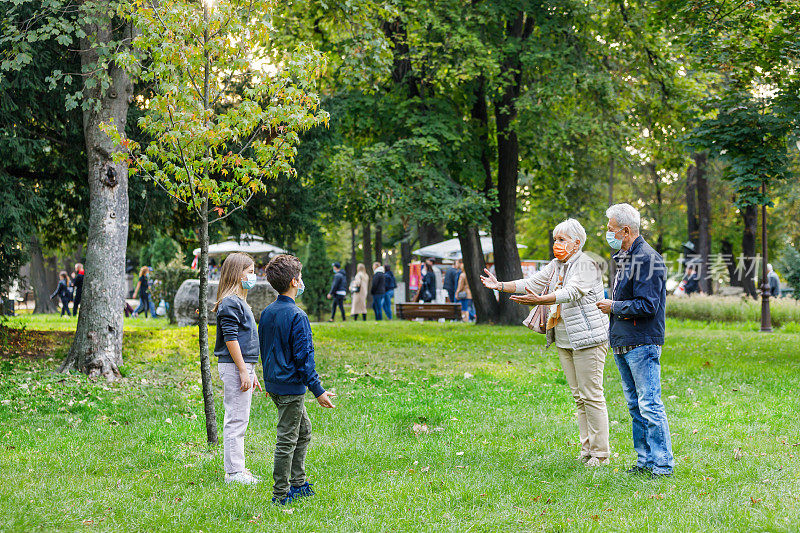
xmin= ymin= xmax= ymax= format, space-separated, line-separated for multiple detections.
xmin=606 ymin=230 xmax=623 ymax=250
xmin=241 ymin=273 xmax=257 ymax=290
xmin=295 ymin=278 xmax=305 ymax=297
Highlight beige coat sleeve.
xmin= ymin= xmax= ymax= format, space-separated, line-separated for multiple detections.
xmin=511 ymin=260 xmax=556 ymax=295
xmin=553 ymin=258 xmax=600 ymax=304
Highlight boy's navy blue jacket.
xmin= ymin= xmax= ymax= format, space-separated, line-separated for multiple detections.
xmin=258 ymin=295 xmax=325 ymax=397
xmin=610 ymin=235 xmax=667 ymax=348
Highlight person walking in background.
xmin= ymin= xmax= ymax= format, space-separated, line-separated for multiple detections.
xmin=213 ymin=252 xmax=262 ymax=486
xmin=132 ymin=266 xmax=157 ymax=318
xmin=455 ymin=263 xmax=474 ymax=322
xmin=350 ymin=263 xmax=369 ymax=320
xmin=414 ymin=258 xmax=436 ymax=303
xmin=382 ymin=264 xmax=396 ymax=320
xmin=50 ymin=271 xmax=72 ymax=317
xmin=326 ymin=262 xmax=347 ymax=322
xmin=71 ymin=263 xmax=84 ymax=316
xmin=482 ymin=218 xmax=611 ymax=467
xmin=767 ymin=264 xmax=781 ymax=297
xmin=682 ymin=266 xmax=700 ymax=295
xmin=443 ymin=261 xmax=460 ymax=303
xmin=596 ymin=203 xmax=674 ymax=477
xmin=371 ymin=262 xmax=386 ymax=320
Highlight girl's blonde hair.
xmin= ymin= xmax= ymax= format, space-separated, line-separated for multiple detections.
xmin=357 ymin=263 xmax=366 ymax=274
xmin=139 ymin=266 xmax=149 ymax=277
xmin=213 ymin=252 xmax=255 ymax=312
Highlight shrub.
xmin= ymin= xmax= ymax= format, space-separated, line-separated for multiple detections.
xmin=151 ymin=258 xmax=197 ymax=324
xmin=302 ymin=227 xmax=330 ymax=322
xmin=666 ymin=295 xmax=800 ymax=328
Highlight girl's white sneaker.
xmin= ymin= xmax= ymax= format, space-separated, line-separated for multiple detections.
xmin=585 ymin=457 xmax=610 ymax=467
xmin=225 ymin=471 xmax=260 ymax=485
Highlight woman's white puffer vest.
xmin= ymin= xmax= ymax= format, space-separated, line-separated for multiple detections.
xmin=520 ymin=252 xmax=609 ymax=350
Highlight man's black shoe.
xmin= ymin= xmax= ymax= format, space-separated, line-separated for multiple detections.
xmin=649 ymin=470 xmax=673 ymax=478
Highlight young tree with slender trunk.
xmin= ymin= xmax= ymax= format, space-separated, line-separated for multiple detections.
xmin=104 ymin=0 xmax=328 ymax=444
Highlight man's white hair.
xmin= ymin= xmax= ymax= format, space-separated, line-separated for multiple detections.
xmin=606 ymin=203 xmax=641 ymax=232
xmin=552 ymin=218 xmax=587 ymax=250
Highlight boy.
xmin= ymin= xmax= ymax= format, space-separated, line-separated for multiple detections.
xmin=260 ymin=254 xmax=335 ymax=505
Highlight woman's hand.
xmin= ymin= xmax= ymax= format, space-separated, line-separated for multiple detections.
xmin=480 ymin=268 xmax=501 ymax=290
xmin=510 ymin=286 xmax=548 ymax=305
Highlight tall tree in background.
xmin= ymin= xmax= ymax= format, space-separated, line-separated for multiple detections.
xmin=104 ymin=0 xmax=328 ymax=444
xmin=3 ymin=0 xmax=136 ymax=379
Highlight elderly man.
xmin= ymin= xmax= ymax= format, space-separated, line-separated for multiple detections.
xmin=596 ymin=203 xmax=674 ymax=477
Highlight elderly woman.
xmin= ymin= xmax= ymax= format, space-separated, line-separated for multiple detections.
xmin=480 ymin=218 xmax=610 ymax=466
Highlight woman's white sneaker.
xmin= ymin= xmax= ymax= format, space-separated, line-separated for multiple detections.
xmin=585 ymin=457 xmax=610 ymax=467
xmin=225 ymin=471 xmax=260 ymax=485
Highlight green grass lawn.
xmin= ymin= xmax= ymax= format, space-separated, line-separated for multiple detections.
xmin=1 ymin=315 xmax=799 ymax=532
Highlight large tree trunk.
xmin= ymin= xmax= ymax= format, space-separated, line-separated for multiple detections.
xmin=741 ymin=204 xmax=758 ymax=298
xmin=362 ymin=223 xmax=373 ymax=307
xmin=347 ymin=223 xmax=357 ymax=281
xmin=488 ymin=13 xmax=529 ymax=325
xmin=30 ymin=234 xmax=56 ymax=314
xmin=198 ymin=200 xmax=218 ymax=446
xmin=60 ymin=15 xmax=133 ymax=380
xmin=694 ymin=153 xmax=712 ymax=294
xmin=686 ymin=163 xmax=698 ymax=246
xmin=418 ymin=222 xmax=444 ymax=248
xmin=490 ymin=87 xmax=525 ymax=324
xmin=374 ymin=223 xmax=383 ymax=265
xmin=459 ymin=226 xmax=498 ymax=323
xmin=721 ymin=239 xmax=739 ymax=286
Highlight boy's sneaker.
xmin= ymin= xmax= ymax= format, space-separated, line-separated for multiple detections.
xmin=272 ymin=494 xmax=294 ymax=505
xmin=242 ymin=468 xmax=261 ymax=482
xmin=585 ymin=457 xmax=610 ymax=467
xmin=224 ymin=471 xmax=260 ymax=485
xmin=288 ymin=482 xmax=315 ymax=498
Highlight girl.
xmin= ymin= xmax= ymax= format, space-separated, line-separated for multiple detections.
xmin=50 ymin=271 xmax=72 ymax=317
xmin=132 ymin=266 xmax=156 ymax=318
xmin=213 ymin=252 xmax=262 ymax=485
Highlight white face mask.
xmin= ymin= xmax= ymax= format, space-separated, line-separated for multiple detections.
xmin=241 ymin=273 xmax=257 ymax=290
xmin=295 ymin=277 xmax=305 ymax=297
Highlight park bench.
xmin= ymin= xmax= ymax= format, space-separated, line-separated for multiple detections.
xmin=396 ymin=302 xmax=462 ymax=321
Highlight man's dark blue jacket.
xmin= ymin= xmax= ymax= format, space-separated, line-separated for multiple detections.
xmin=329 ymin=269 xmax=347 ymax=296
xmin=258 ymin=295 xmax=325 ymax=397
xmin=610 ymin=235 xmax=667 ymax=348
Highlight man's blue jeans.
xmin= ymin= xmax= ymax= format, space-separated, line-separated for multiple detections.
xmin=382 ymin=290 xmax=394 ymax=320
xmin=614 ymin=345 xmax=674 ymax=474
xmin=372 ymin=294 xmax=385 ymax=320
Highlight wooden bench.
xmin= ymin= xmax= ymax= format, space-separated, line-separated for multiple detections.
xmin=396 ymin=303 xmax=462 ymax=321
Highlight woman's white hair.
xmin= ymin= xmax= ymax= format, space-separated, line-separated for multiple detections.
xmin=605 ymin=203 xmax=641 ymax=232
xmin=552 ymin=218 xmax=587 ymax=250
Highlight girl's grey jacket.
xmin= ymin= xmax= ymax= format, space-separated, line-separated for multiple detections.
xmin=511 ymin=251 xmax=609 ymax=350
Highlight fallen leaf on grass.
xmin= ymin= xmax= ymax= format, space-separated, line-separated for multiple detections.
xmin=751 ymin=497 xmax=763 ymax=505
xmin=412 ymin=423 xmax=429 ymax=435
xmin=282 ymin=508 xmax=294 ymax=515
xmin=649 ymin=493 xmax=664 ymax=500
xmin=464 ymin=372 xmax=473 ymax=379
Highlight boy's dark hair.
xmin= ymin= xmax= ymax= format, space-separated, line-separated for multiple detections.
xmin=266 ymin=254 xmax=302 ymax=294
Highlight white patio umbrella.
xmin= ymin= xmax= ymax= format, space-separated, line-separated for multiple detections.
xmin=192 ymin=233 xmax=287 ymax=258
xmin=412 ymin=235 xmax=526 ymax=260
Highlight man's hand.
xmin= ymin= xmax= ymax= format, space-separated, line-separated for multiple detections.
xmin=327 ymin=294 xmax=332 ymax=300
xmin=596 ymin=299 xmax=613 ymax=314
xmin=252 ymin=378 xmax=262 ymax=392
xmin=316 ymin=391 xmax=336 ymax=408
